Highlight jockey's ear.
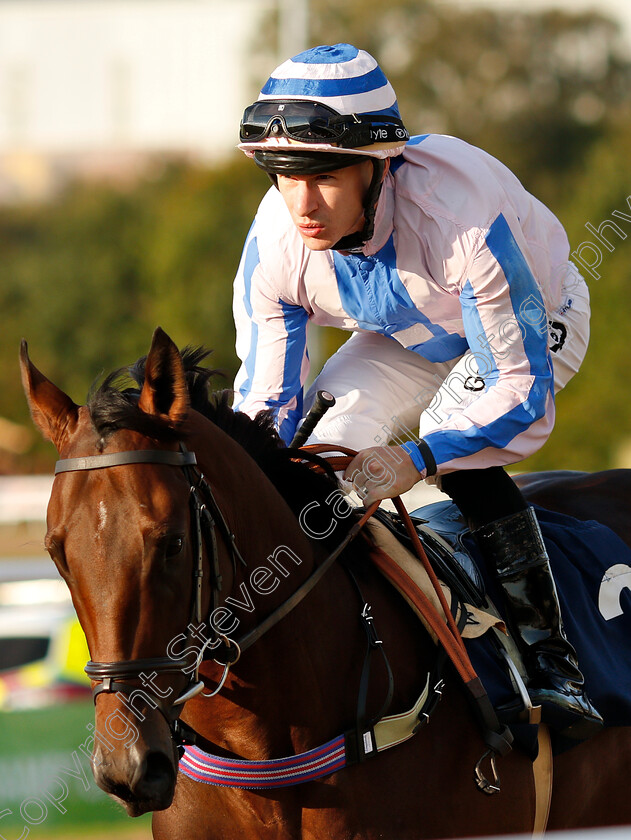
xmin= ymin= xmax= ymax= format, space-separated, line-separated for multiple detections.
xmin=137 ymin=327 xmax=190 ymax=427
xmin=20 ymin=340 xmax=79 ymax=450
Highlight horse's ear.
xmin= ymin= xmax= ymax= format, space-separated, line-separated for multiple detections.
xmin=20 ymin=340 xmax=79 ymax=450
xmin=138 ymin=327 xmax=189 ymax=426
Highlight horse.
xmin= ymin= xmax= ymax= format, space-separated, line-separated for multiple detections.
xmin=20 ymin=327 xmax=631 ymax=839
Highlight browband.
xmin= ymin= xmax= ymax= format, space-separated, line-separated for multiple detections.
xmin=55 ymin=449 xmax=197 ymax=474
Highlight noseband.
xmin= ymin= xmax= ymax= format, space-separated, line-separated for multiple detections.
xmin=55 ymin=446 xmax=244 ymax=733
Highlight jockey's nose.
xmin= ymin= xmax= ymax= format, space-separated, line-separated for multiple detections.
xmin=292 ymin=179 xmax=319 ymax=218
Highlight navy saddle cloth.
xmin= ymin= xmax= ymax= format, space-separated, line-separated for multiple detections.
xmin=406 ymin=501 xmax=631 ymax=753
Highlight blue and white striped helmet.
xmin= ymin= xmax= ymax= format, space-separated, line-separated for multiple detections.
xmin=238 ymin=43 xmax=409 ymax=161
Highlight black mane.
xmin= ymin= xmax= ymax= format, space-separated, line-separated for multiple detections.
xmin=88 ymin=346 xmax=361 ymax=546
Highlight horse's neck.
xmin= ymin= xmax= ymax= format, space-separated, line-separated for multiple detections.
xmin=185 ymin=416 xmax=437 ymax=760
xmin=196 ymin=559 xmax=365 ymax=755
xmin=196 ymin=546 xmax=433 ymax=761
xmin=189 ymin=414 xmax=315 ymax=559
xmin=188 ymin=415 xmax=329 ymax=650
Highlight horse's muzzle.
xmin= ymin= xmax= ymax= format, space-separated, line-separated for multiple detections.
xmin=93 ymin=740 xmax=178 ymax=816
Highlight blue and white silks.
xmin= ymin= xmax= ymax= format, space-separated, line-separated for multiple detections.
xmin=233 ymin=134 xmax=583 ymax=475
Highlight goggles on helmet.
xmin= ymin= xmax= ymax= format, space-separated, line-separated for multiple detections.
xmin=240 ymin=99 xmax=409 ymax=148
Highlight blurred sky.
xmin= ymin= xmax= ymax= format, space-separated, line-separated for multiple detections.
xmin=451 ymin=0 xmax=631 ymax=48
xmin=0 ymin=0 xmax=629 ymax=202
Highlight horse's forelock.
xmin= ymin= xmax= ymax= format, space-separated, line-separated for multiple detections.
xmin=87 ymin=384 xmax=181 ymax=445
xmin=87 ymin=346 xmax=215 ymax=443
xmin=85 ymin=345 xmax=356 ymax=545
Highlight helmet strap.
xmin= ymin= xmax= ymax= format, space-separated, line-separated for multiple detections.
xmin=254 ymin=151 xmax=388 ymax=254
xmin=332 ymin=158 xmax=386 ymax=253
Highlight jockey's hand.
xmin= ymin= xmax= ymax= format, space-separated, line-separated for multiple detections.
xmin=343 ymin=445 xmax=423 ymax=506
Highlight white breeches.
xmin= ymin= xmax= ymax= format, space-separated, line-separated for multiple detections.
xmin=303 ymin=276 xmax=590 ymax=460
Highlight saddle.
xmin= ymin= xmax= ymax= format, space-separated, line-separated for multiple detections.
xmin=369 ymin=498 xmax=631 ymax=756
xmin=367 ymin=503 xmax=535 ymax=736
xmin=299 ymin=444 xmax=631 ymax=757
xmin=372 ymin=501 xmax=486 ymax=606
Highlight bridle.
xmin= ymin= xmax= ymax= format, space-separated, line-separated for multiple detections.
xmin=54 ymin=445 xmax=245 ymax=735
xmin=53 ymin=442 xmax=371 ymax=743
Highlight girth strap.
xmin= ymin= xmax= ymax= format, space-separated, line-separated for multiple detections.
xmin=533 ymin=723 xmax=553 ymax=834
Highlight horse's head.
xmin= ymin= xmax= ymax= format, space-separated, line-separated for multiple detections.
xmin=20 ymin=328 xmax=206 ymax=815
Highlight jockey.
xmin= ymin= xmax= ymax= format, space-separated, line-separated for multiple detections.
xmin=233 ymin=43 xmax=602 ymax=739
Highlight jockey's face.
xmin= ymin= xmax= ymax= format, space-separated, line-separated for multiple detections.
xmin=277 ymin=160 xmax=374 ymax=251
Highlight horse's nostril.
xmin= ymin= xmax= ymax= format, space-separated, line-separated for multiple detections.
xmin=109 ymin=782 xmax=134 ymax=803
xmin=143 ymin=751 xmax=175 ymax=789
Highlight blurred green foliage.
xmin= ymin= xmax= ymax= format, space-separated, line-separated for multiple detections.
xmin=1 ymin=158 xmax=268 ymax=469
xmin=0 ymin=701 xmax=152 ymax=836
xmin=3 ymin=0 xmax=631 ymax=474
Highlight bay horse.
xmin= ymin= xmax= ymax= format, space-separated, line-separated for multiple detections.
xmin=20 ymin=328 xmax=631 ymax=839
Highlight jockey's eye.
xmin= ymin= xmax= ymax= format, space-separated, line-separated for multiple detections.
xmin=164 ymin=536 xmax=184 ymax=559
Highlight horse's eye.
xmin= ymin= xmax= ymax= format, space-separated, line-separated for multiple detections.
xmin=165 ymin=536 xmax=184 ymax=559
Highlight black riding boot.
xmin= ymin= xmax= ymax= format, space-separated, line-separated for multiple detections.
xmin=473 ymin=507 xmax=603 ymax=741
